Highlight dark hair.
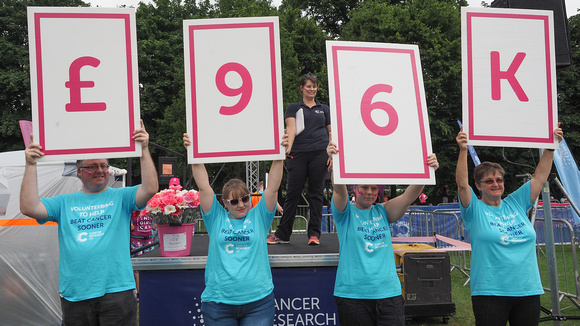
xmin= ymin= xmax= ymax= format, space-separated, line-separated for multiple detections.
xmin=222 ymin=179 xmax=250 ymax=202
xmin=299 ymin=74 xmax=318 ymax=90
xmin=473 ymin=161 xmax=505 ymax=184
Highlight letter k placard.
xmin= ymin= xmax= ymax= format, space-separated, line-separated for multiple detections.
xmin=65 ymin=56 xmax=107 ymax=112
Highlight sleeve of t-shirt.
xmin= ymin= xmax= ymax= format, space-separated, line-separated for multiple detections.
xmin=40 ymin=195 xmax=65 ymax=224
xmin=459 ymin=187 xmax=477 ymax=225
xmin=284 ymin=103 xmax=299 ymax=119
xmin=331 ymin=198 xmax=349 ymax=223
xmin=508 ymin=181 xmax=533 ymax=211
xmin=201 ymin=194 xmax=222 ymax=231
xmin=255 ymin=196 xmax=276 ymax=230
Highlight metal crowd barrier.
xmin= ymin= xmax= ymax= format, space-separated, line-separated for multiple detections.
xmin=405 ymin=209 xmax=471 ymax=282
xmin=535 ymin=217 xmax=580 ymax=322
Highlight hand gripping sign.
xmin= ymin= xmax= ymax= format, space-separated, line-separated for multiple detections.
xmin=462 ymin=7 xmax=558 ymax=149
xmin=27 ymin=7 xmax=141 ymax=161
xmin=326 ymin=41 xmax=435 ymax=185
xmin=183 ymin=17 xmax=284 ymax=164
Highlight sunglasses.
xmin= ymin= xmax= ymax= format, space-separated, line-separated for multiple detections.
xmin=225 ymin=195 xmax=251 ymax=206
xmin=303 ymin=73 xmax=317 ymax=78
xmin=480 ymin=177 xmax=504 ymax=185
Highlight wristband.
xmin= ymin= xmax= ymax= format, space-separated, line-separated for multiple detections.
xmin=546 ymin=149 xmax=555 ymax=152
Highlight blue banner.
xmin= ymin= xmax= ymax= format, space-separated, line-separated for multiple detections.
xmin=553 ymin=138 xmax=580 ymax=225
xmin=139 ymin=267 xmax=339 ymax=326
xmin=457 ymin=120 xmax=481 ymax=167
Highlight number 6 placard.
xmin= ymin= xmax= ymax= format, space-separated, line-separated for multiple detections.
xmin=184 ymin=17 xmax=284 ymax=163
xmin=326 ymin=41 xmax=435 ymax=185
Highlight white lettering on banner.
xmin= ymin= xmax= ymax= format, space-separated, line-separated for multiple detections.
xmin=274 ymin=313 xmax=337 ymax=326
xmin=274 ymin=297 xmax=336 ymax=326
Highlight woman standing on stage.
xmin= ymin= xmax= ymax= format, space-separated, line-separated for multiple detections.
xmin=183 ymin=134 xmax=284 ymax=326
xmin=456 ymin=125 xmax=563 ymax=326
xmin=268 ymin=74 xmax=332 ymax=245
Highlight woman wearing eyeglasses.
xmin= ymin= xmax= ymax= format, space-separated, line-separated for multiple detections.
xmin=183 ymin=133 xmax=283 ymax=326
xmin=268 ymin=74 xmax=332 ymax=246
xmin=455 ymin=125 xmax=563 ymax=326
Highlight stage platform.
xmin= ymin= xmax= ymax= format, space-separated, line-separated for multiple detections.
xmin=132 ymin=232 xmax=340 ymax=270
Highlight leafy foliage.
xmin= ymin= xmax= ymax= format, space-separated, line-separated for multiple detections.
xmin=2 ymin=0 xmax=580 ymax=201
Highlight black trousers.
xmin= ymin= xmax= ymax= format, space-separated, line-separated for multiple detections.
xmin=275 ymin=149 xmax=328 ymax=240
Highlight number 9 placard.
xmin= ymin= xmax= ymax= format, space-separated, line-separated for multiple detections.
xmin=184 ymin=17 xmax=284 ymax=163
xmin=326 ymin=41 xmax=435 ymax=185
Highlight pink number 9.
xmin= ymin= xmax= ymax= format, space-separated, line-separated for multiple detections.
xmin=215 ymin=62 xmax=253 ymax=115
xmin=360 ymin=84 xmax=399 ymax=136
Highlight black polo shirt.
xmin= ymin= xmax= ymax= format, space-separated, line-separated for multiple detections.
xmin=285 ymin=99 xmax=331 ymax=153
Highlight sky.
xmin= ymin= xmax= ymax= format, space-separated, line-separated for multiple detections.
xmin=89 ymin=0 xmax=580 ymax=17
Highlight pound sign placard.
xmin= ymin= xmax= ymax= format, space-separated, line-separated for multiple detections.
xmin=65 ymin=56 xmax=107 ymax=112
xmin=27 ymin=7 xmax=141 ymax=161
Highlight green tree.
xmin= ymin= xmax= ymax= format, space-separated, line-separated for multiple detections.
xmin=341 ymin=0 xmax=467 ymax=198
xmin=0 ymin=0 xmax=88 ymax=152
xmin=556 ymin=13 xmax=580 ymax=162
xmin=281 ymin=0 xmax=368 ymax=37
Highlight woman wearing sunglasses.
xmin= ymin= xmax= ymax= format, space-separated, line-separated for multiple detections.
xmin=455 ymin=124 xmax=563 ymax=326
xmin=183 ymin=133 xmax=284 ymax=326
xmin=268 ymin=73 xmax=332 ymax=246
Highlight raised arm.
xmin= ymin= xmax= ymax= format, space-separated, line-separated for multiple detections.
xmin=264 ymin=160 xmax=283 ymax=212
xmin=20 ymin=134 xmax=49 ymax=219
xmin=134 ymin=120 xmax=159 ymax=207
xmin=384 ymin=154 xmax=439 ymax=223
xmin=183 ymin=133 xmax=214 ymax=213
xmin=327 ymin=137 xmax=348 ymax=211
xmin=529 ymin=124 xmax=563 ymax=203
xmin=455 ymin=128 xmax=471 ymax=208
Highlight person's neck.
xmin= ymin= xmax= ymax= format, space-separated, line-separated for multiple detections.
xmin=481 ymin=196 xmax=501 ymax=207
xmin=303 ymin=97 xmax=316 ymax=107
xmin=81 ymin=186 xmax=109 ymax=195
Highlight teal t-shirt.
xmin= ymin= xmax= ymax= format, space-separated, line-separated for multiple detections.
xmin=331 ymin=200 xmax=402 ymax=299
xmin=460 ymin=181 xmax=544 ymax=296
xmin=201 ymin=195 xmax=275 ymax=304
xmin=39 ymin=186 xmax=141 ymax=301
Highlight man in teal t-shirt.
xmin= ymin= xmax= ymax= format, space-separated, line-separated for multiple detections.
xmin=20 ymin=121 xmax=158 ymax=325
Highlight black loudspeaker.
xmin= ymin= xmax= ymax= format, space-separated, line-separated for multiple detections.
xmin=491 ymin=0 xmax=572 ymax=68
xmin=158 ymin=156 xmax=178 ymax=186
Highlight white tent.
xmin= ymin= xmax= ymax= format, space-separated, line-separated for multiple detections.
xmin=0 ymin=151 xmax=125 ymax=326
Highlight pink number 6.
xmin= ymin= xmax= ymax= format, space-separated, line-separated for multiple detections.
xmin=215 ymin=62 xmax=253 ymax=116
xmin=360 ymin=84 xmax=399 ymax=136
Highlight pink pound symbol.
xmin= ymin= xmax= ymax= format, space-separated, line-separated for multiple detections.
xmin=65 ymin=56 xmax=107 ymax=112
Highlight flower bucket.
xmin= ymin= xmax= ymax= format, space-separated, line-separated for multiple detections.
xmin=157 ymin=223 xmax=195 ymax=257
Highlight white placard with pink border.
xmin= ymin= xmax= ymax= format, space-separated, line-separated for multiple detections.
xmin=184 ymin=17 xmax=284 ymax=164
xmin=462 ymin=7 xmax=558 ymax=149
xmin=326 ymin=41 xmax=435 ymax=185
xmin=27 ymin=7 xmax=141 ymax=161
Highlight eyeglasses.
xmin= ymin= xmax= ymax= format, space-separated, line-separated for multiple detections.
xmin=225 ymin=195 xmax=251 ymax=206
xmin=480 ymin=177 xmax=504 ymax=185
xmin=80 ymin=164 xmax=110 ymax=172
